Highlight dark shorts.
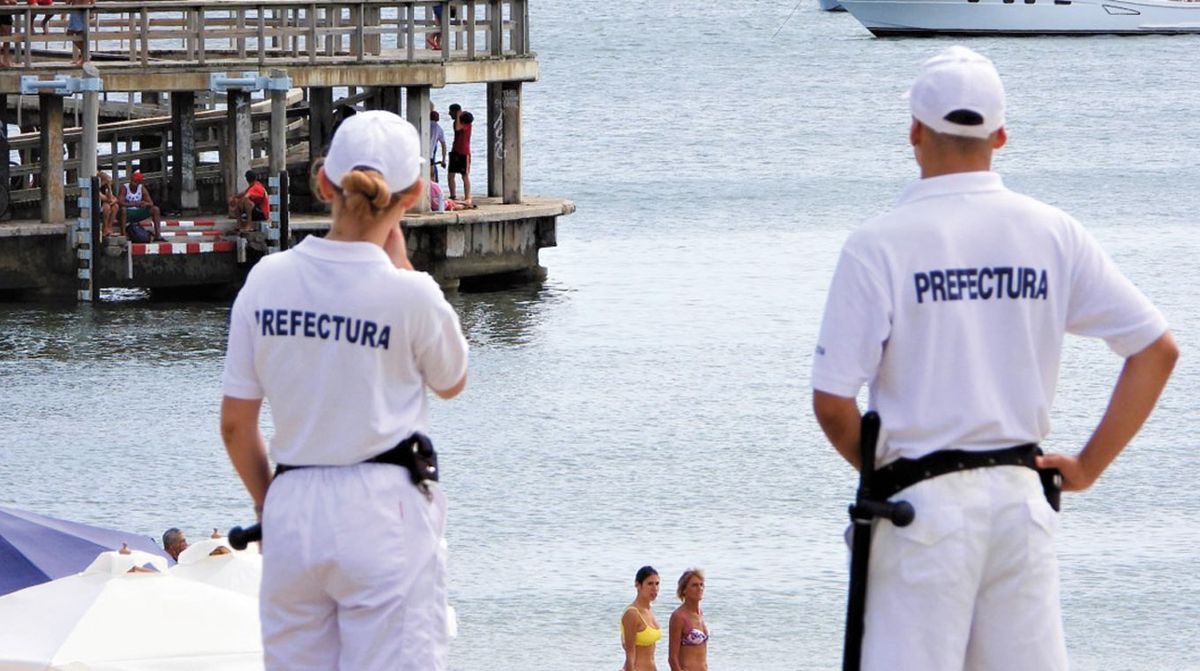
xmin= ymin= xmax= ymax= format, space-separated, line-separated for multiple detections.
xmin=0 ymin=15 xmax=12 ymax=27
xmin=252 ymin=207 xmax=268 ymax=222
xmin=448 ymin=151 xmax=469 ymax=175
xmin=125 ymin=206 xmax=151 ymax=222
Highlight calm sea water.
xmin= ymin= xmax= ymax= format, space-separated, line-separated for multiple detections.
xmin=3 ymin=2 xmax=1199 ymax=669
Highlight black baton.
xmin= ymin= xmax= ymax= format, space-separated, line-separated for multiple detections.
xmin=228 ymin=523 xmax=261 ymax=551
xmin=843 ymin=411 xmax=915 ymax=671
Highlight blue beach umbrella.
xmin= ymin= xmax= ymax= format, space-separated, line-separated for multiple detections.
xmin=0 ymin=506 xmax=170 ymax=596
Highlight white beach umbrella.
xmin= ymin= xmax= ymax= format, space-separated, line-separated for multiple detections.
xmin=0 ymin=557 xmax=263 ymax=671
xmin=82 ymin=545 xmax=169 ymax=576
xmin=169 ymin=538 xmax=262 ymax=598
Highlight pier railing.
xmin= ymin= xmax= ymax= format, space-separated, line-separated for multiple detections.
xmin=5 ymin=91 xmax=310 ymax=207
xmin=0 ymin=0 xmax=530 ymax=69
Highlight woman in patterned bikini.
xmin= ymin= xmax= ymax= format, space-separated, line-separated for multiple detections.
xmin=668 ymin=568 xmax=708 ymax=671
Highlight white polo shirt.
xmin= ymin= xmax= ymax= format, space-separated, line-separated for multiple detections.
xmin=222 ymin=235 xmax=469 ymax=466
xmin=812 ymin=171 xmax=1166 ymax=463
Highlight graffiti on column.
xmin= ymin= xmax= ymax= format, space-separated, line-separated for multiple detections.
xmin=499 ymin=88 xmax=518 ymax=164
xmin=492 ymin=93 xmax=505 ymax=161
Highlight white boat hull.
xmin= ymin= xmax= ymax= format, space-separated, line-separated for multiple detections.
xmin=839 ymin=0 xmax=1200 ymax=35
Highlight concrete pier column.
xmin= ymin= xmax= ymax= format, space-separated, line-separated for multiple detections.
xmin=406 ymin=85 xmax=431 ymax=213
xmin=80 ymin=72 xmax=100 ymax=181
xmin=269 ymin=70 xmax=287 ymax=178
xmin=223 ymin=90 xmax=252 ymax=201
xmin=376 ymin=86 xmax=402 ymax=116
xmin=308 ymin=86 xmax=334 ymax=158
xmin=170 ymin=91 xmax=199 ymax=211
xmin=139 ymin=91 xmax=163 ymax=178
xmin=486 ymin=82 xmax=502 ymax=198
xmin=501 ymin=81 xmax=522 ymax=205
xmin=38 ymin=94 xmax=64 ymax=223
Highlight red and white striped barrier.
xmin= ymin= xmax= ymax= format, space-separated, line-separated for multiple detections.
xmin=163 ymin=219 xmax=219 ymax=228
xmin=160 ymin=230 xmax=224 ymax=238
xmin=131 ymin=241 xmax=236 ymax=256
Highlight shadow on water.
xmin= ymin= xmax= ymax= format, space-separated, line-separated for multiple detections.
xmin=0 ymin=290 xmax=231 ymax=361
xmin=449 ymin=279 xmax=570 ymax=350
xmin=0 ymin=281 xmax=570 ymax=362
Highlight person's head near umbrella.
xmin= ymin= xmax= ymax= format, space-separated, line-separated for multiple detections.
xmin=162 ymin=528 xmax=188 ymax=561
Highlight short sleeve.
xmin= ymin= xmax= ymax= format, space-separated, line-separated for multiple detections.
xmin=811 ymin=241 xmax=892 ymax=398
xmin=1066 ymin=220 xmax=1167 ymax=357
xmin=413 ymin=281 xmax=469 ymax=392
xmin=221 ymin=291 xmax=264 ymax=400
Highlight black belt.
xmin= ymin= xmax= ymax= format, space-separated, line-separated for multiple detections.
xmin=275 ymin=433 xmax=439 ymax=493
xmin=872 ymin=443 xmax=1061 ymax=511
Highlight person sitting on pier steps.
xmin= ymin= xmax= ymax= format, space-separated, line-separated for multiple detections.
xmin=119 ymin=171 xmax=163 ymax=241
xmin=98 ymin=171 xmax=118 ymax=236
xmin=228 ymin=170 xmax=270 ymax=232
xmin=162 ymin=527 xmax=188 ymax=561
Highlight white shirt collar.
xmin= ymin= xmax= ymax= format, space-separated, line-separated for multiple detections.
xmin=293 ymin=235 xmax=393 ymax=265
xmin=896 ymin=171 xmax=1005 ymax=206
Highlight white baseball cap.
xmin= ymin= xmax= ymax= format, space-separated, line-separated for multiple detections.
xmin=323 ymin=110 xmax=424 ymax=193
xmin=908 ymin=46 xmax=1006 ymax=139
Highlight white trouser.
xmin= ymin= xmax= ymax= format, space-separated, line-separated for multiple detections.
xmin=860 ymin=466 xmax=1067 ymax=671
xmin=260 ymin=462 xmax=448 ymax=671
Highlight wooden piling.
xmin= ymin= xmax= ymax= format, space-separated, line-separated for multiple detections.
xmin=38 ymin=94 xmax=64 ymax=223
xmin=81 ymin=69 xmax=100 ymax=183
xmin=170 ymin=91 xmax=199 ymax=211
xmin=223 ymin=90 xmax=252 ymax=201
xmin=487 ymin=81 xmax=502 ymax=198
xmin=378 ymin=86 xmax=402 ymax=116
xmin=309 ymin=86 xmax=334 ymax=158
xmin=139 ymin=92 xmax=163 ymax=178
xmin=269 ymin=70 xmax=287 ymax=178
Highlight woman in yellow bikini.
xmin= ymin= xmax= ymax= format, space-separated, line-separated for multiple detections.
xmin=621 ymin=566 xmax=662 ymax=671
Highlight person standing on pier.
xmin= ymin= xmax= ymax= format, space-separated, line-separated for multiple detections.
xmin=220 ymin=110 xmax=468 ymax=671
xmin=447 ymin=103 xmax=473 ymax=205
xmin=430 ymin=109 xmax=447 ymax=186
xmin=66 ymin=0 xmax=89 ymax=66
xmin=811 ymin=46 xmax=1178 ymax=671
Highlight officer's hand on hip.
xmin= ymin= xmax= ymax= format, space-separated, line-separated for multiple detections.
xmin=1036 ymin=453 xmax=1095 ymax=492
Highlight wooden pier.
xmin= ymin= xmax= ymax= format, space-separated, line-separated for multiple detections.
xmin=0 ymin=0 xmax=573 ymax=300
